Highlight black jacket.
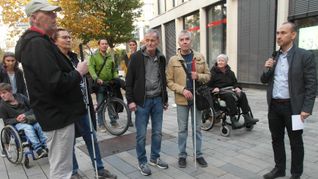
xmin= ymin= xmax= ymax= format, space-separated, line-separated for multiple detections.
xmin=261 ymin=45 xmax=317 ymax=114
xmin=0 ymin=93 xmax=33 ymax=125
xmin=67 ymin=51 xmax=97 ymax=135
xmin=15 ymin=29 xmax=86 ymax=131
xmin=207 ymin=64 xmax=240 ymax=89
xmin=0 ymin=66 xmax=28 ymax=96
xmin=125 ymin=49 xmax=168 ymax=107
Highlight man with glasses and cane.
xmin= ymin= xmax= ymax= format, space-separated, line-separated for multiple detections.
xmin=166 ymin=30 xmax=210 ymax=168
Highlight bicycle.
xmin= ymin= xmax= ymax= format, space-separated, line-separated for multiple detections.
xmin=95 ymin=82 xmax=131 ymax=136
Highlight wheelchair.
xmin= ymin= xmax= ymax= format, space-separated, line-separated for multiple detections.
xmin=0 ymin=124 xmax=45 ymax=168
xmin=201 ymin=90 xmax=256 ymax=137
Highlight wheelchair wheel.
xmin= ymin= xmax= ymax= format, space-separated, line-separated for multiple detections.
xmin=220 ymin=125 xmax=231 ymax=137
xmin=103 ymin=97 xmax=131 ymax=136
xmin=0 ymin=125 xmax=23 ymax=164
xmin=24 ymin=157 xmax=31 ymax=168
xmin=201 ymin=107 xmax=216 ymax=131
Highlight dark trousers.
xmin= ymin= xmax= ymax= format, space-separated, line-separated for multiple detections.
xmin=220 ymin=92 xmax=250 ymax=116
xmin=268 ymin=101 xmax=303 ymax=176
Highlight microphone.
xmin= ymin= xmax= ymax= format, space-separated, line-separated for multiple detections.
xmin=272 ymin=51 xmax=278 ymax=60
xmin=266 ymin=51 xmax=278 ymax=72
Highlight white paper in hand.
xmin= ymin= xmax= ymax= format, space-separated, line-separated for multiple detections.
xmin=292 ymin=115 xmax=304 ymax=131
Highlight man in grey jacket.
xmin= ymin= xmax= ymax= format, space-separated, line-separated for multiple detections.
xmin=261 ymin=22 xmax=317 ymax=179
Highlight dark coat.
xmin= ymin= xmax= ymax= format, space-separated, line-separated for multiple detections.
xmin=0 ymin=66 xmax=28 ymax=96
xmin=125 ymin=49 xmax=168 ymax=107
xmin=15 ymin=29 xmax=86 ymax=131
xmin=207 ymin=64 xmax=240 ymax=89
xmin=260 ymin=45 xmax=317 ymax=114
xmin=0 ymin=93 xmax=33 ymax=125
xmin=67 ymin=51 xmax=97 ymax=136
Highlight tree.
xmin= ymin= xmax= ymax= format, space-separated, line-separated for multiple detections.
xmin=0 ymin=0 xmax=142 ymax=48
xmin=76 ymin=0 xmax=142 ymax=48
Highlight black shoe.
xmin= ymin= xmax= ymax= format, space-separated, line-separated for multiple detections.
xmin=97 ymin=169 xmax=117 ymax=179
xmin=196 ymin=157 xmax=208 ymax=167
xmin=290 ymin=175 xmax=300 ymax=179
xmin=178 ymin=157 xmax=186 ymax=168
xmin=243 ymin=114 xmax=259 ymax=124
xmin=36 ymin=148 xmax=48 ymax=159
xmin=263 ymin=168 xmax=285 ymax=179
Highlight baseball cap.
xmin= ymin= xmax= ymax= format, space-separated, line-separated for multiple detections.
xmin=25 ymin=0 xmax=61 ymax=17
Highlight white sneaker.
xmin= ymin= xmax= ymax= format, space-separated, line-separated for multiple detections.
xmin=99 ymin=126 xmax=107 ymax=133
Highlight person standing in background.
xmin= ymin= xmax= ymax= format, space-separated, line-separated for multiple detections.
xmin=0 ymin=52 xmax=28 ymax=96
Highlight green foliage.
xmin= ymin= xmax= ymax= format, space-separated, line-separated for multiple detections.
xmin=79 ymin=0 xmax=143 ymax=48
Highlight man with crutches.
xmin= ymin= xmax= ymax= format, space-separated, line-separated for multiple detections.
xmin=166 ymin=30 xmax=210 ymax=168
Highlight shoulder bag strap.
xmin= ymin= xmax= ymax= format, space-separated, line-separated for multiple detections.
xmin=95 ymin=55 xmax=107 ymax=78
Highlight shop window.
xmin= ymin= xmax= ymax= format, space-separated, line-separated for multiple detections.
xmin=207 ymin=2 xmax=226 ymax=66
xmin=183 ymin=12 xmax=200 ymax=52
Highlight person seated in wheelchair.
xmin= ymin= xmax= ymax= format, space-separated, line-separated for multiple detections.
xmin=0 ymin=83 xmax=47 ymax=158
xmin=207 ymin=54 xmax=259 ymax=129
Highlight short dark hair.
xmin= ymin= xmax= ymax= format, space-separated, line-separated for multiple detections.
xmin=128 ymin=39 xmax=137 ymax=45
xmin=98 ymin=39 xmax=108 ymax=45
xmin=0 ymin=83 xmax=12 ymax=92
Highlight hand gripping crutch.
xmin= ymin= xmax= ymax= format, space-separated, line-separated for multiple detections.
xmin=79 ymin=44 xmax=99 ymax=178
xmin=192 ymin=58 xmax=197 ymax=168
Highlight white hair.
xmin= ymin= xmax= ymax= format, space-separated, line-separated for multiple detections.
xmin=216 ymin=54 xmax=228 ymax=62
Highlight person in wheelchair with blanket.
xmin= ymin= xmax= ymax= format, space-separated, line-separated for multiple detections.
xmin=0 ymin=83 xmax=47 ymax=158
xmin=207 ymin=54 xmax=258 ymax=129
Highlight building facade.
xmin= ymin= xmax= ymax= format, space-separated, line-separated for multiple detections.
xmin=149 ymin=0 xmax=318 ymax=89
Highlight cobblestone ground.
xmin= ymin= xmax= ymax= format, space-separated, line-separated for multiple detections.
xmin=1 ymin=88 xmax=318 ymax=179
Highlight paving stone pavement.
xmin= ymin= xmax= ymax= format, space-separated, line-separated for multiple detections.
xmin=1 ymin=88 xmax=318 ymax=179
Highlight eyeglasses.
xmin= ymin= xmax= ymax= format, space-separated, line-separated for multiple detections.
xmin=58 ymin=36 xmax=72 ymax=40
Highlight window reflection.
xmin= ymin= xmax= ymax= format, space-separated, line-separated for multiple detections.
xmin=184 ymin=12 xmax=200 ymax=52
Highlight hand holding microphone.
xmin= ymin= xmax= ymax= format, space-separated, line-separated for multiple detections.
xmin=264 ymin=51 xmax=277 ymax=71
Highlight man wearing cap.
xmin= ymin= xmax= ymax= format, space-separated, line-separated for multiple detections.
xmin=15 ymin=0 xmax=88 ymax=178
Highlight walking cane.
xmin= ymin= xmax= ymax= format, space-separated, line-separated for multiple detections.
xmin=79 ymin=44 xmax=99 ymax=178
xmin=192 ymin=58 xmax=197 ymax=168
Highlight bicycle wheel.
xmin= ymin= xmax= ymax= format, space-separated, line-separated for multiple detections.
xmin=1 ymin=125 xmax=23 ymax=164
xmin=102 ymin=97 xmax=131 ymax=136
xmin=201 ymin=107 xmax=216 ymax=131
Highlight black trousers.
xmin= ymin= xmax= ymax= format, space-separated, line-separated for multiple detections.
xmin=268 ymin=101 xmax=303 ymax=176
xmin=220 ymin=92 xmax=250 ymax=116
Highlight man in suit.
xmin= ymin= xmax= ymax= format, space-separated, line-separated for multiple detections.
xmin=261 ymin=22 xmax=317 ymax=179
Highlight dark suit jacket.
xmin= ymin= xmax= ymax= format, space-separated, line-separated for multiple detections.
xmin=260 ymin=45 xmax=317 ymax=114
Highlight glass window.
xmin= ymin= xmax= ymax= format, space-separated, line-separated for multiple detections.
xmin=183 ymin=12 xmax=200 ymax=52
xmin=158 ymin=0 xmax=165 ymax=14
xmin=166 ymin=0 xmax=175 ymax=11
xmin=207 ymin=3 xmax=227 ymax=66
xmin=294 ymin=16 xmax=318 ymax=93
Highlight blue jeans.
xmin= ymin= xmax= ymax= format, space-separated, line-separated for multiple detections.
xmin=15 ymin=122 xmax=47 ymax=151
xmin=72 ymin=114 xmax=104 ymax=174
xmin=96 ymin=86 xmax=117 ymax=127
xmin=176 ymin=105 xmax=203 ymax=159
xmin=135 ymin=97 xmax=163 ymax=165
